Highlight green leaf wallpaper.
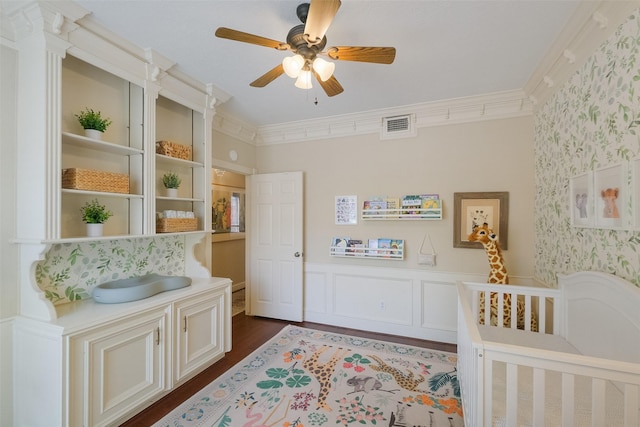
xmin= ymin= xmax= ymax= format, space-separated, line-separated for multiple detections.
xmin=534 ymin=10 xmax=640 ymax=287
xmin=36 ymin=236 xmax=186 ymax=305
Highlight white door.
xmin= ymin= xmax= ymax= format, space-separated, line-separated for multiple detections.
xmin=246 ymin=172 xmax=303 ymax=321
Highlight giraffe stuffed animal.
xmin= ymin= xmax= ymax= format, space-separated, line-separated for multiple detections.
xmin=468 ymin=223 xmax=538 ymax=331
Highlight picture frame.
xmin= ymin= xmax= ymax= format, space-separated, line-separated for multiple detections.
xmin=453 ymin=191 xmax=509 ymax=249
xmin=569 ymin=172 xmax=594 ymax=227
xmin=594 ymin=164 xmax=624 ymax=229
xmin=212 ymin=185 xmax=245 ymax=233
xmin=335 ymin=195 xmax=358 ymax=225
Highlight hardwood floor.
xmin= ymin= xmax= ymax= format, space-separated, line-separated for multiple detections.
xmin=120 ymin=312 xmax=457 ymax=426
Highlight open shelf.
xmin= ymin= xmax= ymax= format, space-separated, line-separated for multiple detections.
xmin=330 ymin=238 xmax=405 ymax=260
xmin=362 ymin=208 xmax=442 ymax=220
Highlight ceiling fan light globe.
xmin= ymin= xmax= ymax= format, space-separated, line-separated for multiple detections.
xmin=312 ymin=57 xmax=335 ymax=81
xmin=294 ymin=70 xmax=313 ymax=89
xmin=282 ymin=54 xmax=305 ymax=78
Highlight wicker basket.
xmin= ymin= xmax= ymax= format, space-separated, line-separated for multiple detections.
xmin=156 ymin=218 xmax=198 ymax=233
xmin=156 ymin=140 xmax=192 ymax=161
xmin=62 ymin=168 xmax=129 ymax=194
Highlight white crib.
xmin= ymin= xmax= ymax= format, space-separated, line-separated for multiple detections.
xmin=457 ymin=271 xmax=640 ymax=426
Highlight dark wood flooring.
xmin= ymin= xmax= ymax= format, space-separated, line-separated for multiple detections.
xmin=120 ymin=312 xmax=457 ymax=426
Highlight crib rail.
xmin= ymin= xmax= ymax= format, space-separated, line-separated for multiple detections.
xmin=463 ymin=281 xmax=562 ymax=333
xmin=457 ymin=283 xmax=483 ymax=427
xmin=482 ymin=344 xmax=640 ymax=427
xmin=457 ymin=280 xmax=640 ymax=427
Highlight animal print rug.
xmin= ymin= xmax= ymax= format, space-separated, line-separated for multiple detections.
xmin=154 ymin=325 xmax=463 ymax=427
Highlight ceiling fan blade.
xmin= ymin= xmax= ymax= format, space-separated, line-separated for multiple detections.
xmin=215 ymin=27 xmax=288 ymax=50
xmin=250 ymin=64 xmax=285 ymax=87
xmin=304 ymin=0 xmax=341 ymax=45
xmin=314 ymin=71 xmax=344 ymax=97
xmin=327 ymin=46 xmax=396 ymax=64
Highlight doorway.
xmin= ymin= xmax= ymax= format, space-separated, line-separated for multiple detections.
xmin=211 ymin=168 xmax=246 ymax=314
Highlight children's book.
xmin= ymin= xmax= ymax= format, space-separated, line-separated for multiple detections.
xmin=378 ymin=238 xmax=392 ymax=257
xmin=368 ymin=200 xmax=387 ymax=215
xmin=390 ymin=239 xmax=404 ymax=257
xmin=332 ymin=237 xmax=349 ymax=254
xmin=368 ymin=238 xmax=379 ymax=255
xmin=347 ymin=239 xmax=363 ymax=255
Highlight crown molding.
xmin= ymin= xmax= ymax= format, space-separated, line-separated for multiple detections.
xmin=253 ymin=89 xmax=533 ymax=146
xmin=524 ymin=1 xmax=639 ymax=108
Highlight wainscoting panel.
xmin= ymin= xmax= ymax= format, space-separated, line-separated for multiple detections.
xmin=420 ymin=280 xmax=458 ymax=333
xmin=333 ymin=273 xmax=413 ymax=325
xmin=303 ymin=263 xmax=493 ymax=344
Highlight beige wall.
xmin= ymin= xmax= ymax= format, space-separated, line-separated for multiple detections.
xmin=256 ymin=115 xmax=535 ymax=278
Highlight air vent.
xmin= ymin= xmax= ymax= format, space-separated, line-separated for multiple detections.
xmin=381 ymin=114 xmax=416 ymax=139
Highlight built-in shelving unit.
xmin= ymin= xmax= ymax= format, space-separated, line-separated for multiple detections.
xmin=155 ymin=95 xmax=207 ymax=233
xmin=60 ymin=55 xmax=145 ymax=239
xmin=10 ymin=3 xmax=222 ymax=425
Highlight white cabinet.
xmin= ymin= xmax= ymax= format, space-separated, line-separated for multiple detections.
xmin=174 ymin=289 xmax=227 ymax=382
xmin=14 ymin=278 xmax=231 ymax=427
xmin=67 ymin=306 xmax=170 ymax=427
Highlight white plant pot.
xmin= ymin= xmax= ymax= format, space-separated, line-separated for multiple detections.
xmin=84 ymin=129 xmax=103 ymax=140
xmin=86 ymin=223 xmax=104 ymax=237
xmin=166 ymin=188 xmax=178 ymax=198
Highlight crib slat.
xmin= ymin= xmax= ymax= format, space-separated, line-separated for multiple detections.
xmin=538 ymin=296 xmax=546 ymax=333
xmin=562 ymin=373 xmax=575 ymax=426
xmin=532 ymin=367 xmax=545 ymax=427
xmin=484 ymin=359 xmax=494 ymax=427
xmin=506 ymin=363 xmax=518 ymax=425
xmin=591 ymin=378 xmax=605 ymax=427
xmin=497 ymin=292 xmax=504 ymax=327
xmin=524 ymin=294 xmax=532 ymax=331
xmin=624 ymin=384 xmax=639 ymax=427
xmin=510 ymin=292 xmax=517 ymax=329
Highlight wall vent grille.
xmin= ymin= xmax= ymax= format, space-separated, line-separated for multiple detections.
xmin=381 ymin=114 xmax=416 ymax=139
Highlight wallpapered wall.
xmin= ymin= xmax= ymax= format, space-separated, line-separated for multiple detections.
xmin=37 ymin=236 xmax=186 ymax=305
xmin=534 ymin=9 xmax=640 ymax=287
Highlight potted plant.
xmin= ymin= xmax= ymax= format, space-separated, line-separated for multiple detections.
xmin=162 ymin=172 xmax=181 ymax=197
xmin=80 ymin=199 xmax=113 ymax=237
xmin=75 ymin=108 xmax=112 ymax=140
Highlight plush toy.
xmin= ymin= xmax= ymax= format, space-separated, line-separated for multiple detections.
xmin=468 ymin=223 xmax=538 ymax=331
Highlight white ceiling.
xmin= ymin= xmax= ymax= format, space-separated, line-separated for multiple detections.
xmin=76 ymin=0 xmax=582 ymax=128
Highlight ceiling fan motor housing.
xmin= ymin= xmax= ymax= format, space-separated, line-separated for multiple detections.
xmin=287 ymin=24 xmax=326 ymax=60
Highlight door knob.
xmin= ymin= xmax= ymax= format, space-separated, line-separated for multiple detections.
xmin=294 ymin=252 xmax=302 ymax=257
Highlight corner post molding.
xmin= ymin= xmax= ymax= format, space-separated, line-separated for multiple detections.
xmin=143 ymin=82 xmax=160 ymax=235
xmin=11 ymin=3 xmax=85 ymax=242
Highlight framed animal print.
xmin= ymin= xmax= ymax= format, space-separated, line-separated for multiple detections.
xmin=569 ymin=172 xmax=594 ymax=227
xmin=594 ymin=164 xmax=624 ymax=229
xmin=453 ymin=191 xmax=509 ymax=249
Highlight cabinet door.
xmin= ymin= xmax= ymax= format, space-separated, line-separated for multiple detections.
xmin=67 ymin=307 xmax=170 ymax=427
xmin=174 ymin=290 xmax=226 ymax=382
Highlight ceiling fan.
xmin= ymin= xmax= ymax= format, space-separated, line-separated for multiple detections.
xmin=215 ymin=0 xmax=396 ymax=97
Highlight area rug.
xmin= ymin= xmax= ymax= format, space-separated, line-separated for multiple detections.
xmin=154 ymin=325 xmax=463 ymax=427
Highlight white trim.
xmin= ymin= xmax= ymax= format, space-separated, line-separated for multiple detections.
xmin=524 ymin=1 xmax=639 ymax=108
xmin=255 ymin=89 xmax=532 ymax=146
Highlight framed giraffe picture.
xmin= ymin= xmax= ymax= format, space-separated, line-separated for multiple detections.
xmin=453 ymin=191 xmax=509 ymax=249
